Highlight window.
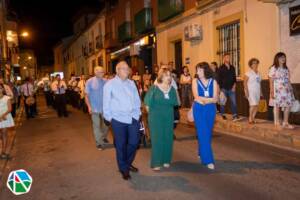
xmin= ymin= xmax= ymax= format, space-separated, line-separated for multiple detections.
xmin=125 ymin=2 xmax=131 ymax=21
xmin=217 ymin=21 xmax=240 ymax=75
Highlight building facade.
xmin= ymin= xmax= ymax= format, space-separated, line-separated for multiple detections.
xmin=58 ymin=0 xmax=300 ymax=82
xmin=60 ymin=10 xmax=105 ymax=79
xmin=104 ymin=0 xmax=158 ymax=74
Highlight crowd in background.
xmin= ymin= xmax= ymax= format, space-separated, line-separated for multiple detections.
xmin=0 ymin=50 xmax=298 ymax=178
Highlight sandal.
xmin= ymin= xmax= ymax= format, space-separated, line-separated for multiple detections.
xmin=282 ymin=123 xmax=294 ymax=130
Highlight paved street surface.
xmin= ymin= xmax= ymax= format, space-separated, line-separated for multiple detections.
xmin=1 ymin=97 xmax=300 ymax=200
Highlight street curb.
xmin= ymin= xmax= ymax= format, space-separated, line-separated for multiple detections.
xmin=179 ymin=109 xmax=300 ymax=154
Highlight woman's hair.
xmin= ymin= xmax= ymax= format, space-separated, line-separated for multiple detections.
xmin=248 ymin=58 xmax=260 ymax=67
xmin=0 ymin=85 xmax=6 ymax=96
xmin=182 ymin=66 xmax=189 ymax=73
xmin=273 ymin=52 xmax=287 ymax=69
xmin=157 ymin=68 xmax=171 ymax=84
xmin=195 ymin=62 xmax=213 ymax=79
xmin=211 ymin=62 xmax=218 ymax=68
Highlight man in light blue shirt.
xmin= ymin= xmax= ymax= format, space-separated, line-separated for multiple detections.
xmin=103 ymin=61 xmax=141 ymax=180
xmin=85 ymin=66 xmax=109 ymax=150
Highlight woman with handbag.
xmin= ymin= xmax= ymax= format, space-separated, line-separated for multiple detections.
xmin=192 ymin=62 xmax=218 ymax=170
xmin=144 ymin=68 xmax=179 ymax=171
xmin=244 ymin=58 xmax=262 ymax=124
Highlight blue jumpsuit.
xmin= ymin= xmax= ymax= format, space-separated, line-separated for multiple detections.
xmin=193 ymin=78 xmax=216 ymax=165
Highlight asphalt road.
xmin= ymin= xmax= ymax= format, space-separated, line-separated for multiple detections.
xmin=1 ymin=99 xmax=300 ymax=200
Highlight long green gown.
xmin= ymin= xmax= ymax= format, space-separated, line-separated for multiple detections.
xmin=144 ymin=85 xmax=179 ymax=168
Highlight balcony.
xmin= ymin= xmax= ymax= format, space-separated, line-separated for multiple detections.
xmin=118 ymin=22 xmax=132 ymax=42
xmin=158 ymin=0 xmax=184 ymax=22
xmin=134 ymin=8 xmax=153 ymax=34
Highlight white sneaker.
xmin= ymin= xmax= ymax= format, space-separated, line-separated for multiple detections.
xmin=153 ymin=167 xmax=161 ymax=171
xmin=163 ymin=164 xmax=170 ymax=168
xmin=207 ymin=164 xmax=215 ymax=170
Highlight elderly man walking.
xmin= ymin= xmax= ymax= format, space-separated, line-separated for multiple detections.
xmin=85 ymin=66 xmax=109 ymax=150
xmin=103 ymin=61 xmax=141 ymax=180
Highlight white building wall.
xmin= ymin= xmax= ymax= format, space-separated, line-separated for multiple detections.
xmin=279 ymin=0 xmax=300 ymax=83
xmin=156 ymin=0 xmax=279 ymax=79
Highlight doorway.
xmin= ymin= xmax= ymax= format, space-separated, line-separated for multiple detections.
xmin=174 ymin=40 xmax=182 ymax=75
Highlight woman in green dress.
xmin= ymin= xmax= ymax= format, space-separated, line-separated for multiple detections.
xmin=144 ymin=68 xmax=179 ymax=171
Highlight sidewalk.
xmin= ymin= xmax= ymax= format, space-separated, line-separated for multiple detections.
xmin=180 ymin=108 xmax=300 ymax=152
xmin=0 ymin=106 xmax=24 ymax=182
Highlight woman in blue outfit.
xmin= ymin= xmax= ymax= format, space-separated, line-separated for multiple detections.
xmin=192 ymin=62 xmax=218 ymax=170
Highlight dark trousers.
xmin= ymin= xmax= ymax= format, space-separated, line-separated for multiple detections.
xmin=24 ymin=97 xmax=34 ymax=118
xmin=111 ymin=118 xmax=140 ymax=173
xmin=44 ymin=91 xmax=53 ymax=107
xmin=70 ymin=91 xmax=80 ymax=109
xmin=11 ymin=103 xmax=16 ymax=118
xmin=55 ymin=94 xmax=68 ymax=117
xmin=80 ymin=98 xmax=88 ymax=113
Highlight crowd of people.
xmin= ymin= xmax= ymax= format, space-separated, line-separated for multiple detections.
xmin=0 ymin=51 xmax=297 ymax=180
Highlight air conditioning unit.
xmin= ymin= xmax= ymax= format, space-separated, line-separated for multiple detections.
xmin=258 ymin=0 xmax=295 ymax=4
xmin=184 ymin=24 xmax=203 ymax=41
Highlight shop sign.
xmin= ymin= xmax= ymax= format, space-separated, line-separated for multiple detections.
xmin=290 ymin=5 xmax=300 ymax=36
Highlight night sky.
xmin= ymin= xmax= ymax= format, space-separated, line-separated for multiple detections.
xmin=9 ymin=0 xmax=104 ymax=66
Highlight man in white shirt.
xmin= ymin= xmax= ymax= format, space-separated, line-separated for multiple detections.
xmin=51 ymin=74 xmax=68 ymax=117
xmin=20 ymin=77 xmax=35 ymax=119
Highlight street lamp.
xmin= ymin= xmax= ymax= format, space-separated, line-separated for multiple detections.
xmin=20 ymin=31 xmax=29 ymax=38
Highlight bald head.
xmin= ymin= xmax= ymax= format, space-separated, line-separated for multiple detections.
xmin=116 ymin=61 xmax=130 ymax=80
xmin=94 ymin=66 xmax=105 ymax=78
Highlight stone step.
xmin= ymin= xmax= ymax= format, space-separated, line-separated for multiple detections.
xmin=179 ymin=108 xmax=300 ymax=151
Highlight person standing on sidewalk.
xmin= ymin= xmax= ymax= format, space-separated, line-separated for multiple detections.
xmin=218 ymin=54 xmax=239 ymax=121
xmin=144 ymin=68 xmax=178 ymax=171
xmin=85 ymin=67 xmax=109 ymax=150
xmin=244 ymin=58 xmax=262 ymax=124
xmin=269 ymin=52 xmax=295 ymax=129
xmin=0 ymin=86 xmax=15 ymax=160
xmin=20 ymin=77 xmax=35 ymax=119
xmin=192 ymin=62 xmax=218 ymax=170
xmin=51 ymin=74 xmax=68 ymax=118
xmin=103 ymin=61 xmax=141 ymax=180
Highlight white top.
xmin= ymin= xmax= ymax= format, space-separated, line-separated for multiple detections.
xmin=51 ymin=80 xmax=67 ymax=94
xmin=20 ymin=83 xmax=34 ymax=97
xmin=245 ymin=69 xmax=261 ymax=92
xmin=77 ymin=79 xmax=86 ymax=98
xmin=0 ymin=95 xmax=14 ymax=128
